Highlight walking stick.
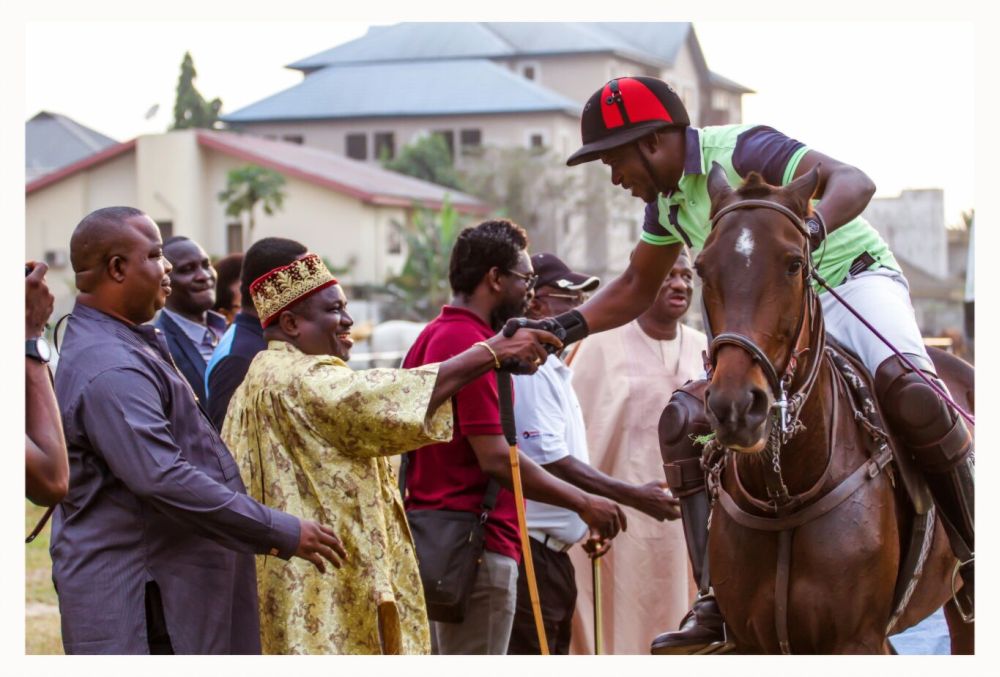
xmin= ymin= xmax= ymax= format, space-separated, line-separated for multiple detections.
xmin=497 ymin=370 xmax=549 ymax=655
xmin=593 ymin=556 xmax=604 ymax=654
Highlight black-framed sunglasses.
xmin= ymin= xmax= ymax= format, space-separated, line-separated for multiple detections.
xmin=506 ymin=269 xmax=538 ymax=290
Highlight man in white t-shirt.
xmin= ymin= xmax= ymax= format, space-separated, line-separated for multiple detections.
xmin=508 ymin=253 xmax=680 ymax=655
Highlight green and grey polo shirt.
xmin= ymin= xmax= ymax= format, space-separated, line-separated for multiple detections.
xmin=641 ymin=124 xmax=899 ymax=290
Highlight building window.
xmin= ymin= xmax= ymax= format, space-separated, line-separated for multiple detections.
xmin=374 ymin=132 xmax=396 ymax=160
xmin=346 ymin=133 xmax=367 ymax=160
xmin=282 ymin=134 xmax=304 ymax=145
xmin=387 ymin=221 xmax=403 ymax=255
xmin=158 ymin=221 xmax=174 ymax=241
xmin=227 ymin=222 xmax=243 ymax=253
xmin=433 ymin=129 xmax=455 ymax=160
xmin=460 ymin=128 xmax=482 ymax=156
xmin=521 ymin=62 xmax=539 ymax=81
xmin=529 ymin=132 xmax=546 ymax=150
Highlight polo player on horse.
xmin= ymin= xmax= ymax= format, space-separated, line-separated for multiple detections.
xmin=537 ymin=76 xmax=974 ymax=654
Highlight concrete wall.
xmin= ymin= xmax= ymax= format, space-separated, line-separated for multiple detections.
xmin=862 ymin=189 xmax=947 ymax=278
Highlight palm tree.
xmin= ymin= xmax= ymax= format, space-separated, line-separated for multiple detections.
xmin=217 ymin=165 xmax=287 ymax=248
xmin=384 ymin=197 xmax=463 ymax=320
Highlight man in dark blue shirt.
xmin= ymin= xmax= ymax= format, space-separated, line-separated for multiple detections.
xmin=52 ymin=207 xmax=347 ymax=654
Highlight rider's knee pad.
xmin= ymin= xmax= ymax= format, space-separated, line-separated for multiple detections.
xmin=874 ymin=354 xmax=972 ymax=473
xmin=660 ymin=382 xmax=712 ymax=497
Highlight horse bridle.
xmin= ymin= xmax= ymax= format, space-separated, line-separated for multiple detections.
xmin=704 ymin=198 xmax=826 ymax=442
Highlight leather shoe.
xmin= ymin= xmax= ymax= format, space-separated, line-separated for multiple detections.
xmin=650 ymin=595 xmax=730 ymax=655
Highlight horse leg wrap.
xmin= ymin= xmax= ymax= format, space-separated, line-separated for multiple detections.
xmin=875 ymin=355 xmax=974 ymax=616
xmin=660 ymin=382 xmax=713 ymax=591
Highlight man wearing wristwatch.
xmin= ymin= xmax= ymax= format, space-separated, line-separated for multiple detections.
xmin=540 ymin=76 xmax=974 ymax=652
xmin=25 ymin=260 xmax=69 ymax=506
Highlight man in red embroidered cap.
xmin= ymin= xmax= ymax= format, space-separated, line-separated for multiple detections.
xmin=222 ymin=240 xmax=563 ymax=654
xmin=541 ymin=75 xmax=974 ymax=652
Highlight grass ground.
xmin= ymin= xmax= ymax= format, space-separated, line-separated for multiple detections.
xmin=25 ymin=501 xmax=63 ymax=655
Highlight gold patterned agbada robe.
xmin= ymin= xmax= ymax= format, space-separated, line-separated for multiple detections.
xmin=222 ymin=341 xmax=452 ymax=654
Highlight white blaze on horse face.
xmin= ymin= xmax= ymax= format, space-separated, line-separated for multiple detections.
xmin=735 ymin=228 xmax=755 ymax=267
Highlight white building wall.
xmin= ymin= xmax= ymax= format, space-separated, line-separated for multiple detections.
xmin=26 ymin=133 xmax=424 ymax=323
xmin=25 ymin=152 xmax=139 ymax=321
xmin=135 ymin=132 xmax=205 ymax=242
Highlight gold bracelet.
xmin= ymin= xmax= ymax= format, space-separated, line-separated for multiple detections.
xmin=474 ymin=340 xmax=501 ymax=370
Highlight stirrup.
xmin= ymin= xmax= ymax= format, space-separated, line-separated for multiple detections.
xmin=951 ymin=555 xmax=975 ymax=623
xmin=691 ymin=621 xmax=735 ymax=655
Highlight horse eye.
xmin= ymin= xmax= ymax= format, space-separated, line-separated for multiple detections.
xmin=787 ymin=260 xmax=803 ymax=275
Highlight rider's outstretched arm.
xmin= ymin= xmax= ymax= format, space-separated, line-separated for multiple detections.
xmin=570 ymin=240 xmax=682 ymax=336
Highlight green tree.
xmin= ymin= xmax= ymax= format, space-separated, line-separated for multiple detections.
xmin=460 ymin=145 xmax=582 ymax=254
xmin=171 ymin=51 xmax=223 ymax=130
xmin=384 ymin=197 xmax=464 ymax=320
xmin=217 ymin=165 xmax=287 ymax=248
xmin=382 ymin=133 xmax=465 ymax=191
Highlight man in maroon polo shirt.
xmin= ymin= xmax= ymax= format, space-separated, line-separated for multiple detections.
xmin=403 ymin=219 xmax=627 ymax=655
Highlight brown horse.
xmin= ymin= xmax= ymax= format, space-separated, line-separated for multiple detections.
xmin=695 ymin=163 xmax=974 ymax=654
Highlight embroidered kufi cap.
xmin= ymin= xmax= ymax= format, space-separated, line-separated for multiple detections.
xmin=249 ymin=253 xmax=338 ymax=327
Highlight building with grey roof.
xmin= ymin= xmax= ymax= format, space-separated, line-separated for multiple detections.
xmin=25 ymin=111 xmax=119 ymax=182
xmin=222 ymin=21 xmax=755 ymax=285
xmin=224 ymin=21 xmax=753 ymax=163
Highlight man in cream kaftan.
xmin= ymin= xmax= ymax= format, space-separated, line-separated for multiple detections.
xmin=567 ymin=253 xmax=708 ymax=655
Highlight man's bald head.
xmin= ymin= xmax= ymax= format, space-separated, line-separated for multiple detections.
xmin=70 ymin=206 xmax=147 ymax=292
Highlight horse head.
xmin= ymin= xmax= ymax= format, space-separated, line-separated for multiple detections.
xmin=697 ymin=162 xmax=821 ymax=453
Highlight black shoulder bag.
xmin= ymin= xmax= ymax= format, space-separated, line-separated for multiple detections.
xmin=399 ymin=452 xmax=499 ymax=623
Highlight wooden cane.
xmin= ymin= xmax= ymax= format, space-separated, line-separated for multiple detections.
xmin=593 ymin=556 xmax=604 ymax=654
xmin=497 ymin=370 xmax=549 ymax=655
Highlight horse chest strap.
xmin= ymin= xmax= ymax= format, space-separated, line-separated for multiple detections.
xmin=717 ymin=458 xmax=875 ymax=533
xmin=775 ymin=530 xmax=793 ymax=655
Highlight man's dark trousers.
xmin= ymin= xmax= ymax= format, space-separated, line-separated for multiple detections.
xmin=507 ymin=537 xmax=577 ymax=655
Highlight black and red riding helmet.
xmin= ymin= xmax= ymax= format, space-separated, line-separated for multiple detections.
xmin=566 ymin=76 xmax=690 ymax=166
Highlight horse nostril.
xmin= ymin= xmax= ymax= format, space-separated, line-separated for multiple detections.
xmin=748 ymin=387 xmax=770 ymax=423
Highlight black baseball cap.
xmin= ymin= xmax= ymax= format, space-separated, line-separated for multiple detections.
xmin=531 ymin=253 xmax=600 ymax=292
xmin=566 ymin=76 xmax=690 ymax=166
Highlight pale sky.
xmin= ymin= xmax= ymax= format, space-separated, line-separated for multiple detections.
xmin=22 ymin=18 xmax=975 ymax=224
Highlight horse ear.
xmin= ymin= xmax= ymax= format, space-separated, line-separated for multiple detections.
xmin=707 ymin=161 xmax=734 ymax=214
xmin=783 ymin=163 xmax=822 ymax=215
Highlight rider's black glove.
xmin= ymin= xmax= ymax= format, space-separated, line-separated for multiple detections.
xmin=498 ymin=318 xmax=561 ymax=373
xmin=552 ymin=309 xmax=590 ymax=346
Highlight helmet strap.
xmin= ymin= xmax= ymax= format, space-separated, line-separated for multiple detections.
xmin=635 ymin=137 xmax=663 ymax=195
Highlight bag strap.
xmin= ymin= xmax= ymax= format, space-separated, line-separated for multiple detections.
xmin=399 ymin=451 xmax=501 ymax=518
